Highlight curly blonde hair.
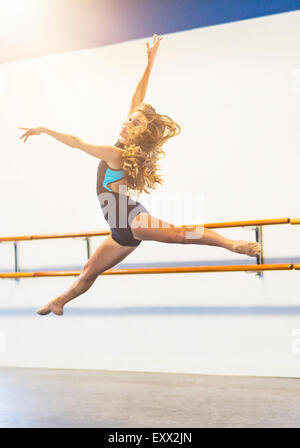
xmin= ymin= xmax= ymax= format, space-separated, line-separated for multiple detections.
xmin=121 ymin=103 xmax=181 ymax=195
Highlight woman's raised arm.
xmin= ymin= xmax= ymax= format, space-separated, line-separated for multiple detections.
xmin=127 ymin=34 xmax=163 ymax=117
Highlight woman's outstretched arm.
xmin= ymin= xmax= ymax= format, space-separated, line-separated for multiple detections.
xmin=19 ymin=126 xmax=80 ymax=147
xmin=127 ymin=33 xmax=163 ymax=117
xmin=18 ymin=126 xmax=123 ymax=164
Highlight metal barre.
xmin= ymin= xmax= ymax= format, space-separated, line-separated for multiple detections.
xmin=0 ymin=264 xmax=294 ymax=278
xmin=0 ymin=217 xmax=292 ymax=243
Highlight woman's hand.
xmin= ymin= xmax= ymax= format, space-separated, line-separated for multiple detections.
xmin=18 ymin=126 xmax=43 ymax=143
xmin=146 ymin=34 xmax=163 ymax=67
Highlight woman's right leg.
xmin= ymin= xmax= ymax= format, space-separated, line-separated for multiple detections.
xmin=131 ymin=213 xmax=261 ymax=256
xmin=37 ymin=235 xmax=137 ymax=316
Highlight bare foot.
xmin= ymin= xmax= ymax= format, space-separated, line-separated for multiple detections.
xmin=37 ymin=299 xmax=64 ymax=316
xmin=232 ymin=240 xmax=261 ymax=257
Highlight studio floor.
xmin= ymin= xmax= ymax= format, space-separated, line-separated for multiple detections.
xmin=0 ymin=367 xmax=299 ymax=428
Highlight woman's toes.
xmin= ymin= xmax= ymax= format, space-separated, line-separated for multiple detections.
xmin=233 ymin=240 xmax=261 ymax=257
xmin=37 ymin=302 xmax=63 ymax=316
xmin=252 ymin=242 xmax=261 ymax=255
xmin=37 ymin=305 xmax=51 ymax=315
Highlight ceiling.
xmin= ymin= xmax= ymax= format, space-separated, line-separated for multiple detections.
xmin=0 ymin=0 xmax=299 ymax=64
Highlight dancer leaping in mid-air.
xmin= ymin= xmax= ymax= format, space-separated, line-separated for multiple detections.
xmin=19 ymin=34 xmax=261 ymax=316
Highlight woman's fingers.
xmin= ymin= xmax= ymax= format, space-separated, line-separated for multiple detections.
xmin=19 ymin=130 xmax=31 ymax=141
xmin=19 ymin=126 xmax=36 ymax=142
xmin=146 ymin=35 xmax=163 ymax=63
xmin=148 ymin=34 xmax=163 ymax=49
xmin=19 ymin=127 xmax=28 ymax=140
xmin=154 ymin=39 xmax=162 ymax=50
xmin=18 ymin=126 xmax=42 ymax=142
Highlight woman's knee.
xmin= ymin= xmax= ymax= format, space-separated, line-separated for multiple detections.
xmin=81 ymin=261 xmax=100 ymax=282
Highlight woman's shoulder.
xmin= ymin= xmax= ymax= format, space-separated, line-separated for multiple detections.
xmin=106 ymin=139 xmax=124 ymax=170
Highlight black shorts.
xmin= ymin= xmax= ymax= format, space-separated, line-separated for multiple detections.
xmin=98 ymin=192 xmax=148 ymax=247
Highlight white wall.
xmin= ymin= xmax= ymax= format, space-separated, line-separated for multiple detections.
xmin=0 ymin=11 xmax=300 ymax=377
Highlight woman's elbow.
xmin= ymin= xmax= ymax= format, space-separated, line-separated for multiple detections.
xmin=72 ymin=136 xmax=84 ymax=149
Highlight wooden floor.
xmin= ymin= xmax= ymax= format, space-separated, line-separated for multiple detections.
xmin=0 ymin=367 xmax=300 ymax=428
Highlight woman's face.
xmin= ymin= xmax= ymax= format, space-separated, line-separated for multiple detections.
xmin=119 ymin=111 xmax=147 ymax=144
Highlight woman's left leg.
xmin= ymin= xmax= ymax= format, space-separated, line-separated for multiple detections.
xmin=131 ymin=213 xmax=261 ymax=255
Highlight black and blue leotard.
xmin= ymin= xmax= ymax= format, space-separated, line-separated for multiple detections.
xmin=96 ymin=139 xmax=148 ymax=247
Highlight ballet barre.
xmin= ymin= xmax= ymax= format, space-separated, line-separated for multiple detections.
xmin=0 ymin=216 xmax=298 ymax=279
xmin=0 ymin=217 xmax=290 ymax=243
xmin=0 ymin=264 xmax=294 ymax=278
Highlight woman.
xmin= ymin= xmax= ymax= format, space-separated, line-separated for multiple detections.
xmin=19 ymin=34 xmax=260 ymax=316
